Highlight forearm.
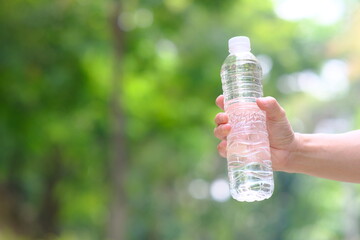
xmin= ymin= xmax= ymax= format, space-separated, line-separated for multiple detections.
xmin=287 ymin=131 xmax=360 ymax=183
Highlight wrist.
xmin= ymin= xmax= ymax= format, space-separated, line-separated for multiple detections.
xmin=283 ymin=132 xmax=305 ymax=174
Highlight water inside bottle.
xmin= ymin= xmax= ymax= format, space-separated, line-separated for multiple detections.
xmin=228 ymin=161 xmax=273 ymax=202
xmin=226 ymin=102 xmax=274 ymax=202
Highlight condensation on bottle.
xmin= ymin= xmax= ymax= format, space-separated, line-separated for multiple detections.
xmin=220 ymin=36 xmax=274 ymax=202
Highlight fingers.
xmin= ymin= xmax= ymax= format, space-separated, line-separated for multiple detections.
xmin=217 ymin=140 xmax=227 ymax=158
xmin=214 ymin=123 xmax=231 ymax=140
xmin=256 ymin=97 xmax=287 ymax=122
xmin=216 ymin=95 xmax=225 ymax=111
xmin=214 ymin=112 xmax=228 ymax=126
xmin=215 ymin=95 xmax=228 ymax=158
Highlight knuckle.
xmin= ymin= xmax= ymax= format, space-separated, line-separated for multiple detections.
xmin=215 ymin=113 xmax=228 ymax=125
xmin=213 ymin=127 xmax=218 ymax=136
xmin=214 ymin=113 xmax=222 ymax=124
xmin=278 ymin=107 xmax=286 ymax=118
xmin=214 ymin=126 xmax=222 ymax=139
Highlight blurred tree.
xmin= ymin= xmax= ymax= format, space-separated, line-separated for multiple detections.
xmin=0 ymin=0 xmax=110 ymax=238
xmin=107 ymin=1 xmax=128 ymax=239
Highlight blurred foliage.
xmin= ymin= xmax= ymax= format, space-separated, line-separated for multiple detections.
xmin=0 ymin=0 xmax=360 ymax=239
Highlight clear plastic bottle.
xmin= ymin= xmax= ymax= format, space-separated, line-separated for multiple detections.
xmin=220 ymin=36 xmax=274 ymax=202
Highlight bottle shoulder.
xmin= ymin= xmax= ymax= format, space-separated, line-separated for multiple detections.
xmin=222 ymin=52 xmax=261 ymax=69
xmin=223 ymin=52 xmax=258 ymax=64
xmin=229 ymin=51 xmax=257 ymax=59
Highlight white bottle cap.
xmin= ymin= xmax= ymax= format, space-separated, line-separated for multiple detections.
xmin=228 ymin=36 xmax=251 ymax=54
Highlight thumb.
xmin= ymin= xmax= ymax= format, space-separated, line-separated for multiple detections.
xmin=256 ymin=96 xmax=295 ymax=150
xmin=256 ymin=97 xmax=287 ymax=122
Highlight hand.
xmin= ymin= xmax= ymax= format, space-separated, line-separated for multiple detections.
xmin=214 ymin=95 xmax=298 ymax=172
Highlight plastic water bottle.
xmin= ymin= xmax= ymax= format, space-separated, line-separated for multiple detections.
xmin=220 ymin=36 xmax=274 ymax=202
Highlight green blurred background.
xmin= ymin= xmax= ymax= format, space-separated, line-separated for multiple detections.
xmin=1 ymin=0 xmax=360 ymax=239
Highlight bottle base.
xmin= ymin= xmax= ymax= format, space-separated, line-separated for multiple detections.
xmin=230 ymin=189 xmax=273 ymax=202
xmin=228 ymin=162 xmax=274 ymax=202
xmin=230 ymin=179 xmax=274 ymax=202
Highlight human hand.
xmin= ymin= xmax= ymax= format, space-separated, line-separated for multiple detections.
xmin=214 ymin=95 xmax=298 ymax=172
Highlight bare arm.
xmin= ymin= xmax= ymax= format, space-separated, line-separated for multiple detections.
xmin=214 ymin=95 xmax=360 ymax=183
xmin=289 ymin=131 xmax=360 ymax=183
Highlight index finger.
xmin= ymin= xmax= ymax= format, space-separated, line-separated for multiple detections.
xmin=216 ymin=95 xmax=225 ymax=111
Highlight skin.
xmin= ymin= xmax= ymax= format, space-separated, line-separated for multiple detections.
xmin=214 ymin=95 xmax=360 ymax=183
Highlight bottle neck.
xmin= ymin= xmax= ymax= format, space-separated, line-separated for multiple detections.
xmin=229 ymin=49 xmax=251 ymax=55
